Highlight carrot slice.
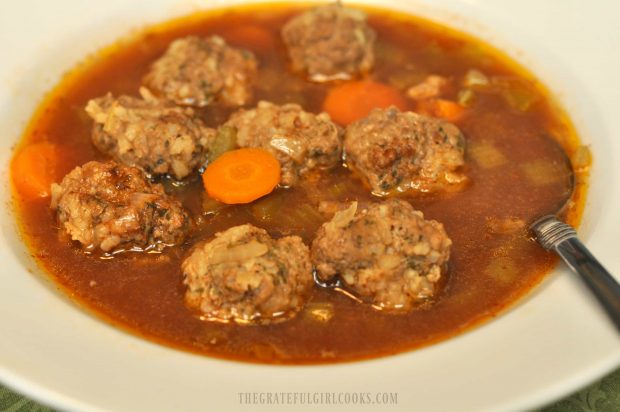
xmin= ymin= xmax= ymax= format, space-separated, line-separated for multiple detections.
xmin=323 ymin=80 xmax=407 ymax=125
xmin=202 ymin=148 xmax=281 ymax=204
xmin=416 ymin=98 xmax=465 ymax=122
xmin=221 ymin=25 xmax=275 ymax=52
xmin=11 ymin=141 xmax=61 ymax=199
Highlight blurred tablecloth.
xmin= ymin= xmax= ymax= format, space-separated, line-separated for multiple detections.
xmin=1 ymin=367 xmax=619 ymax=411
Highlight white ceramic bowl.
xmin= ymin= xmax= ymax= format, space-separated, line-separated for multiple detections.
xmin=1 ymin=1 xmax=619 ymax=411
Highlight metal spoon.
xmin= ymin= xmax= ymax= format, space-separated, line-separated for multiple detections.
xmin=531 ymin=215 xmax=620 ymax=330
xmin=313 ymin=142 xmax=620 ymax=329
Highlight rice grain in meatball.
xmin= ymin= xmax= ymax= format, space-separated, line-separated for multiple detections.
xmin=50 ymin=161 xmax=189 ymax=253
xmin=282 ymin=3 xmax=376 ymax=81
xmin=182 ymin=224 xmax=313 ymax=324
xmin=86 ymin=90 xmax=216 ymax=179
xmin=344 ymin=106 xmax=466 ymax=195
xmin=223 ymin=101 xmax=343 ymax=186
xmin=143 ymin=35 xmax=258 ymax=107
xmin=311 ymin=200 xmax=452 ymax=310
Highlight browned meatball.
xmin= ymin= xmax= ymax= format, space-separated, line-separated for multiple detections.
xmin=182 ymin=224 xmax=313 ymax=324
xmin=86 ymin=91 xmax=216 ymax=179
xmin=143 ymin=36 xmax=258 ymax=107
xmin=344 ymin=106 xmax=466 ymax=195
xmin=282 ymin=3 xmax=376 ymax=81
xmin=311 ymin=200 xmax=452 ymax=311
xmin=50 ymin=161 xmax=189 ymax=253
xmin=223 ymin=101 xmax=343 ymax=186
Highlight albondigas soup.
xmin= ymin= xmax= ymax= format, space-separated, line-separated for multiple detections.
xmin=11 ymin=2 xmax=590 ymax=363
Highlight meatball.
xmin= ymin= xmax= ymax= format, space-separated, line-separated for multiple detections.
xmin=50 ymin=161 xmax=189 ymax=253
xmin=143 ymin=35 xmax=258 ymax=107
xmin=311 ymin=200 xmax=452 ymax=310
xmin=86 ymin=90 xmax=216 ymax=179
xmin=282 ymin=3 xmax=376 ymax=81
xmin=344 ymin=106 xmax=466 ymax=195
xmin=182 ymin=224 xmax=313 ymax=324
xmin=223 ymin=101 xmax=343 ymax=186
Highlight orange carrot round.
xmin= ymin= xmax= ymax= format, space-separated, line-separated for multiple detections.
xmin=11 ymin=141 xmax=61 ymax=199
xmin=202 ymin=148 xmax=281 ymax=204
xmin=221 ymin=25 xmax=275 ymax=52
xmin=416 ymin=98 xmax=465 ymax=122
xmin=322 ymin=80 xmax=407 ymax=125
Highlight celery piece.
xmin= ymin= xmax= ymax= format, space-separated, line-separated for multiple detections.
xmin=375 ymin=40 xmax=409 ymax=65
xmin=484 ymin=256 xmax=518 ymax=284
xmin=209 ymin=126 xmax=238 ymax=162
xmin=288 ymin=203 xmax=325 ymax=229
xmin=468 ymin=140 xmax=507 ymax=169
xmin=457 ymin=88 xmax=476 ymax=107
xmin=458 ymin=44 xmax=494 ymax=68
xmin=250 ymin=191 xmax=286 ymax=222
xmin=520 ymin=159 xmax=567 ymax=186
xmin=326 ymin=181 xmax=355 ymax=199
xmin=202 ymin=195 xmax=228 ymax=216
xmin=493 ymin=76 xmax=540 ymax=112
xmin=387 ymin=68 xmax=427 ymax=91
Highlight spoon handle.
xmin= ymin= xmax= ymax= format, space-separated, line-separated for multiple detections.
xmin=531 ymin=215 xmax=620 ymax=331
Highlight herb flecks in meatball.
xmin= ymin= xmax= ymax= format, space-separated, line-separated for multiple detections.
xmin=86 ymin=90 xmax=216 ymax=179
xmin=50 ymin=161 xmax=189 ymax=253
xmin=282 ymin=3 xmax=376 ymax=81
xmin=311 ymin=200 xmax=452 ymax=311
xmin=143 ymin=35 xmax=258 ymax=107
xmin=344 ymin=106 xmax=466 ymax=195
xmin=182 ymin=224 xmax=313 ymax=324
xmin=223 ymin=101 xmax=343 ymax=187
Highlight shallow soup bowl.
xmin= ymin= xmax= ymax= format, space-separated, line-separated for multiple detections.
xmin=1 ymin=0 xmax=619 ymax=411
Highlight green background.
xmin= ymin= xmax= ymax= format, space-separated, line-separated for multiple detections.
xmin=2 ymin=367 xmax=619 ymax=411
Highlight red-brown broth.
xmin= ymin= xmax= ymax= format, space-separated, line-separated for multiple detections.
xmin=12 ymin=3 xmax=587 ymax=363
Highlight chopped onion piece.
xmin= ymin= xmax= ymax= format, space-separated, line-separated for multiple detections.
xmin=209 ymin=240 xmax=269 ymax=264
xmin=327 ymin=201 xmax=357 ymax=230
xmin=406 ymin=75 xmax=447 ymax=100
xmin=463 ymin=69 xmax=489 ymax=87
xmin=270 ymin=136 xmax=306 ymax=162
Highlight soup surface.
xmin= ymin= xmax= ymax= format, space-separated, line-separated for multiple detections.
xmin=11 ymin=3 xmax=588 ymax=363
